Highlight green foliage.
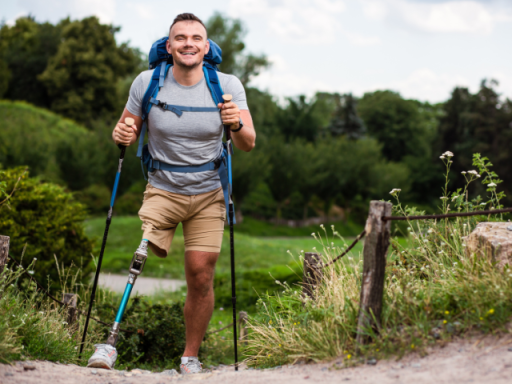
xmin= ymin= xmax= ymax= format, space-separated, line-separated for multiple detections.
xmin=437 ymin=80 xmax=512 ymax=206
xmin=95 ymin=297 xmax=189 ymax=369
xmin=214 ymin=265 xmax=302 ymax=312
xmin=278 ymin=95 xmax=332 ymax=142
xmin=0 ymin=265 xmax=92 ymax=364
xmin=0 ymin=16 xmax=63 ymax=108
xmin=206 ymin=13 xmax=269 ymax=85
xmin=0 ymin=166 xmax=94 ymax=290
xmin=245 ymin=153 xmax=512 ymax=368
xmin=318 ymin=92 xmax=366 ymax=139
xmin=38 ymin=16 xmax=143 ymax=125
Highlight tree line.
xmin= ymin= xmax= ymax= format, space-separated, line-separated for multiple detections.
xmin=1 ymin=15 xmax=511 ymax=223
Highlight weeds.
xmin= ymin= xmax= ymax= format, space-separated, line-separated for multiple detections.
xmin=245 ymin=152 xmax=512 ymax=368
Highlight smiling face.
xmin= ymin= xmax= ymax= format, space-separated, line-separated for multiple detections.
xmin=167 ymin=21 xmax=210 ymax=69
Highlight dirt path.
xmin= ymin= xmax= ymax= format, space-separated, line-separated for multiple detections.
xmin=2 ymin=336 xmax=512 ymax=384
xmin=98 ymin=273 xmax=185 ymax=295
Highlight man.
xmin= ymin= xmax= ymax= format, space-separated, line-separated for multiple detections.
xmin=90 ymin=13 xmax=255 ymax=374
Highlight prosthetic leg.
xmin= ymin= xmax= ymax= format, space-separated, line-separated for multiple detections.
xmin=87 ymin=239 xmax=148 ymax=369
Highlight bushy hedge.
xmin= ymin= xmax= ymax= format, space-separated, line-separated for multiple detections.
xmin=214 ymin=264 xmax=302 ymax=312
xmin=95 ymin=297 xmax=194 ymax=369
xmin=0 ymin=166 xmax=94 ymax=289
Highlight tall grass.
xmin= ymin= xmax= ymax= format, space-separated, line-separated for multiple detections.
xmin=245 ymin=152 xmax=512 ymax=367
xmin=0 ymin=259 xmax=104 ymax=364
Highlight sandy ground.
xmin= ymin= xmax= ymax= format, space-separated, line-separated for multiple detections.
xmin=2 ymin=335 xmax=512 ymax=384
xmin=98 ymin=273 xmax=185 ymax=295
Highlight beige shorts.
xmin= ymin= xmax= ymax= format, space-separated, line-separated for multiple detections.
xmin=138 ymin=184 xmax=226 ymax=257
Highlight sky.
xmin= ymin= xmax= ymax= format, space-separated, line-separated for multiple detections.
xmin=2 ymin=0 xmax=512 ymax=103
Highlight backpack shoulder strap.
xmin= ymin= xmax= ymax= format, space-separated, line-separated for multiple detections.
xmin=137 ymin=62 xmax=171 ymax=158
xmin=203 ymin=63 xmax=224 ymax=105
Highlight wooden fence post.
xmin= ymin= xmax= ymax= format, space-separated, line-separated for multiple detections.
xmin=238 ymin=311 xmax=248 ymax=344
xmin=0 ymin=236 xmax=9 ymax=274
xmin=356 ymin=201 xmax=392 ymax=345
xmin=63 ymin=293 xmax=78 ymax=330
xmin=302 ymin=252 xmax=323 ymax=300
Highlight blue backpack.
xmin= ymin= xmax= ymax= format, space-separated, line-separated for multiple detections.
xmin=136 ymin=37 xmax=235 ymax=224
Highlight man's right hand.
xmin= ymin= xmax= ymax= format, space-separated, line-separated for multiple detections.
xmin=113 ymin=120 xmax=138 ymax=146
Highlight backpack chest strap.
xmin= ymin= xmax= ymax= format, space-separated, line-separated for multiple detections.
xmin=149 ymin=98 xmax=219 ymax=117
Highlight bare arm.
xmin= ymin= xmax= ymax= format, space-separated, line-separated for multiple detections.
xmin=217 ymin=102 xmax=256 ymax=152
xmin=112 ymin=108 xmax=143 ymax=146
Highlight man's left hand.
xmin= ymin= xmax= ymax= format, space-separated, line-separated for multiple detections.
xmin=218 ymin=101 xmax=240 ymax=130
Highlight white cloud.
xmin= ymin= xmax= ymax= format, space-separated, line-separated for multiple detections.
xmin=344 ymin=31 xmax=381 ymax=46
xmin=362 ymin=0 xmax=510 ymax=35
xmin=18 ymin=0 xmax=116 ymax=23
xmin=229 ymin=0 xmax=346 ymax=44
xmin=366 ymin=68 xmax=471 ymax=102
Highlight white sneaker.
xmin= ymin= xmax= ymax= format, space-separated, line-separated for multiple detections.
xmin=87 ymin=344 xmax=118 ymax=370
xmin=180 ymin=357 xmax=202 ymax=374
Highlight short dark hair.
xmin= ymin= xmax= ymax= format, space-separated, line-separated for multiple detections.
xmin=169 ymin=13 xmax=207 ymax=36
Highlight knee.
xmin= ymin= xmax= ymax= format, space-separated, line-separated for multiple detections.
xmin=188 ymin=272 xmax=213 ymax=298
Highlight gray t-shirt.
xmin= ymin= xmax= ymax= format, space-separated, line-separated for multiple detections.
xmin=126 ymin=67 xmax=248 ymax=195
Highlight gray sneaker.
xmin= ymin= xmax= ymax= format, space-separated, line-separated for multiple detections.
xmin=87 ymin=344 xmax=118 ymax=370
xmin=180 ymin=358 xmax=202 ymax=374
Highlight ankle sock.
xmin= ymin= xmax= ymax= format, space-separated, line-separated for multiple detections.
xmin=181 ymin=356 xmax=198 ymax=364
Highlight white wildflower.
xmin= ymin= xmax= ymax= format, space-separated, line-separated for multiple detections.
xmin=488 ymin=182 xmax=497 ymax=187
xmin=28 ymin=270 xmax=34 ymax=275
xmin=468 ymin=170 xmax=478 ymax=175
xmin=451 ymin=195 xmax=459 ymax=201
xmin=442 ymin=151 xmax=454 ymax=157
xmin=461 ymin=171 xmax=467 ymax=174
xmin=440 ymin=155 xmax=445 ymax=159
xmin=389 ymin=188 xmax=401 ymax=195
xmin=440 ymin=196 xmax=448 ymax=200
xmin=427 ymin=228 xmax=435 ymax=233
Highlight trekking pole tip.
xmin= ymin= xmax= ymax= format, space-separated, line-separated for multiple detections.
xmin=124 ymin=117 xmax=135 ymax=127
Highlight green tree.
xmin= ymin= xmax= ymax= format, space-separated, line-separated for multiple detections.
xmin=206 ymin=13 xmax=269 ymax=85
xmin=318 ymin=92 xmax=366 ymax=139
xmin=436 ymin=80 xmax=512 ymax=204
xmin=357 ymin=90 xmax=433 ymax=162
xmin=38 ymin=16 xmax=143 ymax=126
xmin=278 ymin=95 xmax=332 ymax=142
xmin=263 ymin=137 xmax=302 ymax=219
xmin=0 ymin=17 xmax=64 ymax=107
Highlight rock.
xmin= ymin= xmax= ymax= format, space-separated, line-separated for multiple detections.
xmin=91 ymin=370 xmax=97 ymax=375
xmin=411 ymin=363 xmax=421 ymax=368
xmin=160 ymin=369 xmax=178 ymax=376
xmin=367 ymin=358 xmax=377 ymax=366
xmin=5 ymin=372 xmax=14 ymax=376
xmin=23 ymin=362 xmax=36 ymax=371
xmin=508 ymin=347 xmax=512 ymax=352
xmin=131 ymin=369 xmax=142 ymax=374
xmin=431 ymin=327 xmax=441 ymax=339
xmin=466 ymin=222 xmax=512 ymax=268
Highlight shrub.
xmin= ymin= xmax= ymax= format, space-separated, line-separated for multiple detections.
xmin=95 ymin=297 xmax=191 ymax=370
xmin=0 ymin=166 xmax=94 ymax=290
xmin=214 ymin=264 xmax=302 ymax=312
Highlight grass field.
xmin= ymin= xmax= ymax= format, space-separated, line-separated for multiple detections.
xmin=84 ymin=216 xmax=365 ymax=279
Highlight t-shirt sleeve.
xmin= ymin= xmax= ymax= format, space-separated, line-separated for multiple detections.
xmin=125 ymin=73 xmax=146 ymax=117
xmin=223 ymin=75 xmax=249 ymax=111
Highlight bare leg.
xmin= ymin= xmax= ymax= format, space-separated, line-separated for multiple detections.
xmin=182 ymin=250 xmax=219 ymax=357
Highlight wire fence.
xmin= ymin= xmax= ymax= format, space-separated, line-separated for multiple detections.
xmin=5 ymin=204 xmax=512 ymax=341
xmin=382 ymin=207 xmax=512 ymax=221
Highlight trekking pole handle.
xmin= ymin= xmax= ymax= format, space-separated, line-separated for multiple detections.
xmin=117 ymin=117 xmax=135 ymax=150
xmin=221 ymin=95 xmax=233 ymax=141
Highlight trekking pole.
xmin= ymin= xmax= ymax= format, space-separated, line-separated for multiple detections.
xmin=221 ymin=94 xmax=238 ymax=371
xmin=79 ymin=117 xmax=135 ymax=358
